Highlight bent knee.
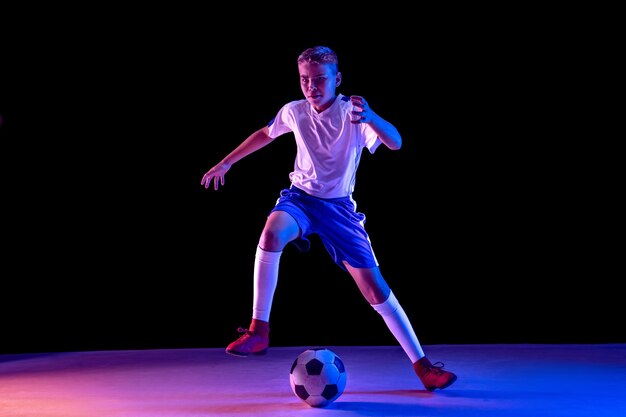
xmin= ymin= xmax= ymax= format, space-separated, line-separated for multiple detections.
xmin=259 ymin=229 xmax=288 ymax=251
xmin=259 ymin=211 xmax=301 ymax=251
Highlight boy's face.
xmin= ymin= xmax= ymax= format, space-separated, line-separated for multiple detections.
xmin=298 ymin=62 xmax=342 ymax=113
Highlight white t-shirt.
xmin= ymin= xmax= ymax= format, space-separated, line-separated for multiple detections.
xmin=267 ymin=94 xmax=381 ymax=199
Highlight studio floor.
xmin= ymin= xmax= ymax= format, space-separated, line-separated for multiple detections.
xmin=1 ymin=343 xmax=625 ymax=417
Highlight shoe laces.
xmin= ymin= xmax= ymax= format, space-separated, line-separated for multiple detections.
xmin=428 ymin=362 xmax=448 ymax=375
xmin=235 ymin=327 xmax=252 ymax=338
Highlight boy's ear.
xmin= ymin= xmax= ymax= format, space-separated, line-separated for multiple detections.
xmin=336 ymin=71 xmax=342 ymax=87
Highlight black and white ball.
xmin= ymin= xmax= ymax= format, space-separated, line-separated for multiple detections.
xmin=289 ymin=347 xmax=347 ymax=407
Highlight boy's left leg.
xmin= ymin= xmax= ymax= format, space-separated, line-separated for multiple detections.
xmin=371 ymin=290 xmax=457 ymax=390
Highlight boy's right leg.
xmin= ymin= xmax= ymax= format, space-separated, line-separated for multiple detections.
xmin=225 ymin=247 xmax=281 ymax=357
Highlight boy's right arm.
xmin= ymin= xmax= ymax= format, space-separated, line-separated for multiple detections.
xmin=201 ymin=126 xmax=273 ymax=190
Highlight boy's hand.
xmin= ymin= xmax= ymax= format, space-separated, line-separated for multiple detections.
xmin=201 ymin=162 xmax=231 ymax=190
xmin=350 ymin=95 xmax=372 ymax=124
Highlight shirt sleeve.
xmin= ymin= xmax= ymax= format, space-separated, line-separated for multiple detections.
xmin=362 ymin=124 xmax=382 ymax=154
xmin=267 ymin=103 xmax=294 ymax=139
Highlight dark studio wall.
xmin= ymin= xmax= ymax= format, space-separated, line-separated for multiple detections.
xmin=1 ymin=9 xmax=620 ymax=354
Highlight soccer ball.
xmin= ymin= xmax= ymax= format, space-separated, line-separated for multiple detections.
xmin=289 ymin=347 xmax=347 ymax=407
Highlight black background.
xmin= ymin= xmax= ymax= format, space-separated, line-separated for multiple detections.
xmin=1 ymin=7 xmax=620 ymax=354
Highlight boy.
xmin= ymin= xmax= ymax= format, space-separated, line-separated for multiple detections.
xmin=201 ymin=46 xmax=457 ymax=390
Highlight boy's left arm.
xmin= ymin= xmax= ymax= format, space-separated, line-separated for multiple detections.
xmin=350 ymin=95 xmax=402 ymax=150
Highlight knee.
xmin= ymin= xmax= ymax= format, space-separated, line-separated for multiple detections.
xmin=259 ymin=228 xmax=286 ymax=252
xmin=367 ymin=287 xmax=391 ymax=305
xmin=346 ymin=264 xmax=391 ymax=305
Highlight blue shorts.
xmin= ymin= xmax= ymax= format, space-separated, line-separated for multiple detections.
xmin=270 ymin=186 xmax=379 ymax=271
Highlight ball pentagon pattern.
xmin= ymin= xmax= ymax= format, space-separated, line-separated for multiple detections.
xmin=289 ymin=348 xmax=347 ymax=407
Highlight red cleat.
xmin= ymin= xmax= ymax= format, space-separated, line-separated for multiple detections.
xmin=413 ymin=357 xmax=457 ymax=391
xmin=225 ymin=319 xmax=270 ymax=357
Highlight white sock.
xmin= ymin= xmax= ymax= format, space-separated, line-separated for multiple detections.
xmin=252 ymin=247 xmax=282 ymax=322
xmin=372 ymin=291 xmax=424 ymax=363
